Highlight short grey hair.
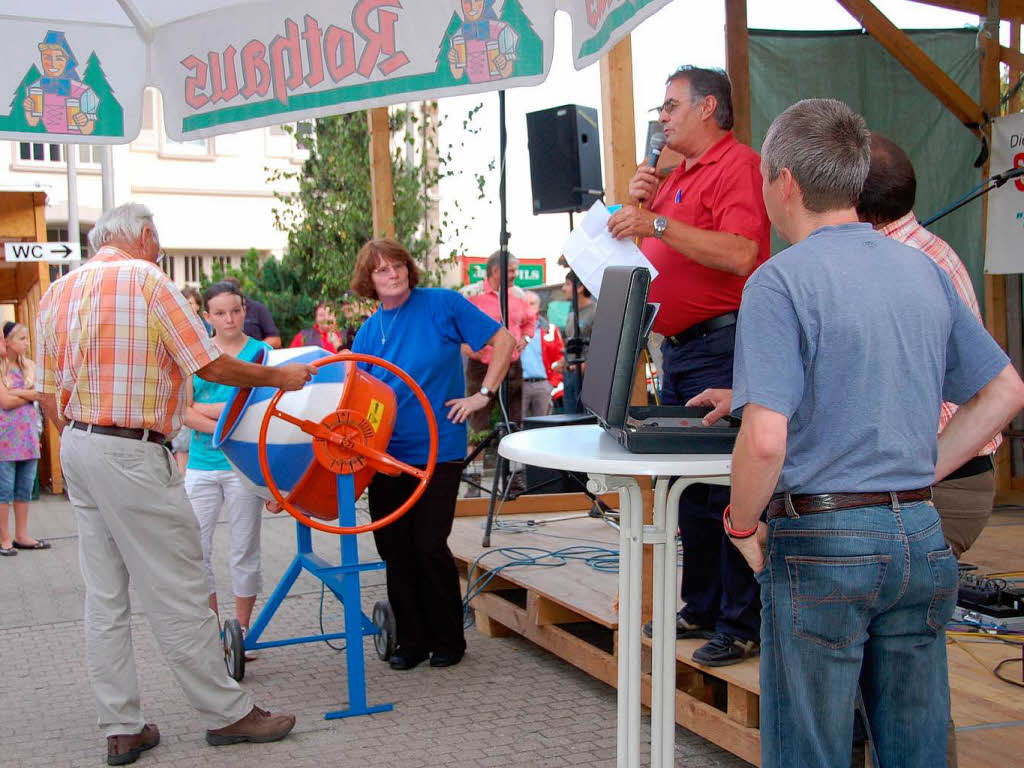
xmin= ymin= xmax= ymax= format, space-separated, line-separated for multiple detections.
xmin=88 ymin=202 xmax=157 ymax=251
xmin=761 ymin=99 xmax=871 ymax=213
xmin=486 ymin=249 xmax=518 ymax=275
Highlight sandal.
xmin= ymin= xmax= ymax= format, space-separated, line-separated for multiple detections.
xmin=12 ymin=539 xmax=51 ymax=550
xmin=0 ymin=545 xmax=17 ymax=556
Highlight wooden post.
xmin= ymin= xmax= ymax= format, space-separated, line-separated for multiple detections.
xmin=979 ymin=2 xmax=1012 ymax=493
xmin=1011 ymin=21 xmax=1023 ymax=113
xmin=599 ymin=36 xmax=638 ymax=206
xmin=367 ymin=107 xmax=395 ymax=238
xmin=725 ymin=0 xmax=752 ymax=147
xmin=599 ymin=36 xmax=660 ymax=622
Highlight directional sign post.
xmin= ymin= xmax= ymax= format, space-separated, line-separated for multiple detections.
xmin=4 ymin=242 xmax=81 ymax=263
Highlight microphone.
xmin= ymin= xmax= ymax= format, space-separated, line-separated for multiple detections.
xmin=994 ymin=166 xmax=1024 ymax=184
xmin=647 ymin=132 xmax=666 ymax=169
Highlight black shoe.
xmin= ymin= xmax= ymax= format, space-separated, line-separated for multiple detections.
xmin=642 ymin=611 xmax=714 ymax=640
xmin=389 ymin=648 xmax=428 ymax=670
xmin=691 ymin=632 xmax=759 ymax=667
xmin=506 ymin=473 xmax=526 ymax=497
xmin=429 ymin=650 xmax=464 ymax=668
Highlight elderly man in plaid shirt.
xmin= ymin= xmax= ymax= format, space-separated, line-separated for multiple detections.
xmin=35 ymin=203 xmax=315 ymax=766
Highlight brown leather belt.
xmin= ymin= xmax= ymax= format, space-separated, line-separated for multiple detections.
xmin=766 ymin=487 xmax=932 ymax=521
xmin=70 ymin=421 xmax=168 ymax=449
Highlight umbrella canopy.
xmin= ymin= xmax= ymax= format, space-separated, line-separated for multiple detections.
xmin=0 ymin=0 xmax=672 ymax=143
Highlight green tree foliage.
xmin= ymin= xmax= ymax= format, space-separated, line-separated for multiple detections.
xmin=204 ymin=248 xmax=317 ymax=346
xmin=266 ymin=110 xmax=439 ymax=301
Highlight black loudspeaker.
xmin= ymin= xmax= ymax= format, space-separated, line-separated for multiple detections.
xmin=526 ymin=104 xmax=603 ymax=214
xmin=522 ymin=413 xmax=597 ymax=495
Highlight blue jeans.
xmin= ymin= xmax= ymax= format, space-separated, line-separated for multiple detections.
xmin=0 ymin=459 xmax=37 ymax=503
xmin=757 ymin=499 xmax=958 ymax=767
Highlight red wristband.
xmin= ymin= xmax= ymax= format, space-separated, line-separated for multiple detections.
xmin=723 ymin=505 xmax=758 ymax=539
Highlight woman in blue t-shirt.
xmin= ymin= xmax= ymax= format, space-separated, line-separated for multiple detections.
xmin=350 ymin=238 xmax=514 ymax=671
xmin=184 ymin=281 xmax=270 ymax=645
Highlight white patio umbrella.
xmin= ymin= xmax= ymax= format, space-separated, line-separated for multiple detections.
xmin=0 ymin=0 xmax=673 ymax=144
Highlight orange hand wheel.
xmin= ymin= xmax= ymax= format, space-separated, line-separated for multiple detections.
xmin=257 ymin=351 xmax=438 ymax=535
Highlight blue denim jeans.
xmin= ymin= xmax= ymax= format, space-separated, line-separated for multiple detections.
xmin=757 ymin=499 xmax=958 ymax=767
xmin=0 ymin=459 xmax=38 ymax=503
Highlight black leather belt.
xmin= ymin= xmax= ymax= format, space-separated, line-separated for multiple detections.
xmin=665 ymin=312 xmax=737 ymax=347
xmin=70 ymin=421 xmax=168 ymax=448
xmin=944 ymin=454 xmax=994 ymax=482
xmin=524 ymin=377 xmax=548 ymax=382
xmin=766 ymin=487 xmax=932 ymax=521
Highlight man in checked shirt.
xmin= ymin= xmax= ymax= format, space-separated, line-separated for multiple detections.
xmin=35 ymin=203 xmax=315 ymax=766
xmin=856 ymin=133 xmax=1001 ymax=560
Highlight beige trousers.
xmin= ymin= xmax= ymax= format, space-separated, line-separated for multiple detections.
xmin=932 ymin=467 xmax=996 ymax=559
xmin=61 ymin=427 xmax=252 ymax=737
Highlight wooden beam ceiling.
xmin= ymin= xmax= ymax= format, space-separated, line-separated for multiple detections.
xmin=836 ymin=0 xmax=986 ymax=137
xmin=911 ymin=0 xmax=1024 ymax=19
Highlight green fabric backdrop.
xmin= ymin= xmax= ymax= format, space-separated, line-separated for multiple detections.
xmin=749 ymin=28 xmax=984 ymax=301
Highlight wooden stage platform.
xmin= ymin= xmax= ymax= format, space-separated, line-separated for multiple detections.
xmin=450 ymin=508 xmax=1024 ymax=767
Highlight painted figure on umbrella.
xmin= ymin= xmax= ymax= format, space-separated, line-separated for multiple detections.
xmin=447 ymin=0 xmax=519 ymax=83
xmin=22 ymin=31 xmax=98 ymax=136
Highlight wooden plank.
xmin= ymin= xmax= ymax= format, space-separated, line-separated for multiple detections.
xmin=914 ymin=0 xmax=1024 ymax=18
xmin=367 ymin=107 xmax=395 ymax=238
xmin=450 ymin=514 xmax=620 ymax=627
xmin=1010 ymin=23 xmax=1023 ymax=114
xmin=1002 ymin=42 xmax=1024 ymax=75
xmin=835 ymin=0 xmax=985 ymax=137
xmin=474 ymin=610 xmax=514 ymax=637
xmin=599 ymin=35 xmax=637 ymax=206
xmin=527 ymin=592 xmax=589 ymax=625
xmin=455 ymin=490 xmax=618 ymax=517
xmin=469 ymin=588 xmax=618 ymax=686
xmin=0 ymin=191 xmax=43 ymax=241
xmin=725 ymin=0 xmax=752 ymax=147
xmin=727 ymin=682 xmax=759 ymax=728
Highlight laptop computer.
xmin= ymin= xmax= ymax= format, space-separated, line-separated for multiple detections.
xmin=580 ymin=265 xmax=739 ymax=454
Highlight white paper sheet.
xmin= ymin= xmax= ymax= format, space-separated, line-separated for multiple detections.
xmin=560 ymin=201 xmax=659 ymax=299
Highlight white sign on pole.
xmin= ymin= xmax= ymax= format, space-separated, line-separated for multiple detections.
xmin=984 ymin=111 xmax=1024 ymax=274
xmin=4 ymin=242 xmax=82 ymax=263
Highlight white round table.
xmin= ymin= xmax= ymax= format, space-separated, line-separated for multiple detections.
xmin=499 ymin=425 xmax=732 ymax=768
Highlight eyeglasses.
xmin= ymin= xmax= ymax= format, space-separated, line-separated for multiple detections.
xmin=653 ymin=98 xmax=680 ymax=115
xmin=372 ymin=261 xmax=407 ymax=276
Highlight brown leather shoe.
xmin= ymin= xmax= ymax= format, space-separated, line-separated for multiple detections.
xmin=107 ymin=724 xmax=159 ymax=766
xmin=205 ymin=706 xmax=295 ymax=746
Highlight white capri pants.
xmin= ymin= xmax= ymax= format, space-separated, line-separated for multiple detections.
xmin=185 ymin=469 xmax=264 ymax=598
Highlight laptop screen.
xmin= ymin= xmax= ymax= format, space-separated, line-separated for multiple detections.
xmin=580 ymin=266 xmax=655 ymax=429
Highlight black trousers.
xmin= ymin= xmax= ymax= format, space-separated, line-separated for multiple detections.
xmin=368 ymin=460 xmax=465 ymax=655
xmin=661 ymin=325 xmax=760 ymax=642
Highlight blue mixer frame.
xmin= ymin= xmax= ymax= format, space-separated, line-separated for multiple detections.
xmin=241 ymin=473 xmax=393 ymax=719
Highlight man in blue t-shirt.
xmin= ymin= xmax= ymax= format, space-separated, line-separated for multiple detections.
xmin=720 ymin=99 xmax=1024 ymax=767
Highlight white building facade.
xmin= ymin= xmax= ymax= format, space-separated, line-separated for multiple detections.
xmin=1 ymin=88 xmax=307 ymax=287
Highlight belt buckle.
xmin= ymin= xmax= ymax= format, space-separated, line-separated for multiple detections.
xmin=784 ymin=493 xmax=800 ymax=519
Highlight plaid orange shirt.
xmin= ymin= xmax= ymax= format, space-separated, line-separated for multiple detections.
xmin=35 ymin=246 xmax=221 ymax=436
xmin=880 ymin=212 xmax=1001 ymax=456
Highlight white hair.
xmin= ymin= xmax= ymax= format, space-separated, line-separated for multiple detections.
xmin=88 ymin=202 xmax=157 ymax=251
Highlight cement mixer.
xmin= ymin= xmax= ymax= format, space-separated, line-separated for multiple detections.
xmin=211 ymin=347 xmax=437 ymax=719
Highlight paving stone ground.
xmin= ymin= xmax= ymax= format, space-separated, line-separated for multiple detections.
xmin=0 ymin=493 xmax=748 ymax=767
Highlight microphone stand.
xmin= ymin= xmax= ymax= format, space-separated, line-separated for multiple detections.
xmin=919 ymin=166 xmax=1024 ymax=228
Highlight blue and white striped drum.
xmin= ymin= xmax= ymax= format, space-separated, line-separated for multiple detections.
xmin=211 ymin=345 xmax=401 ymax=521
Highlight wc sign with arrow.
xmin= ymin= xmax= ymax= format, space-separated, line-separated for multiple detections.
xmin=4 ymin=241 xmax=81 ymax=263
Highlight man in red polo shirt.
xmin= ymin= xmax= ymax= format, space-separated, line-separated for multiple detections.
xmin=608 ymin=66 xmax=771 ymax=666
